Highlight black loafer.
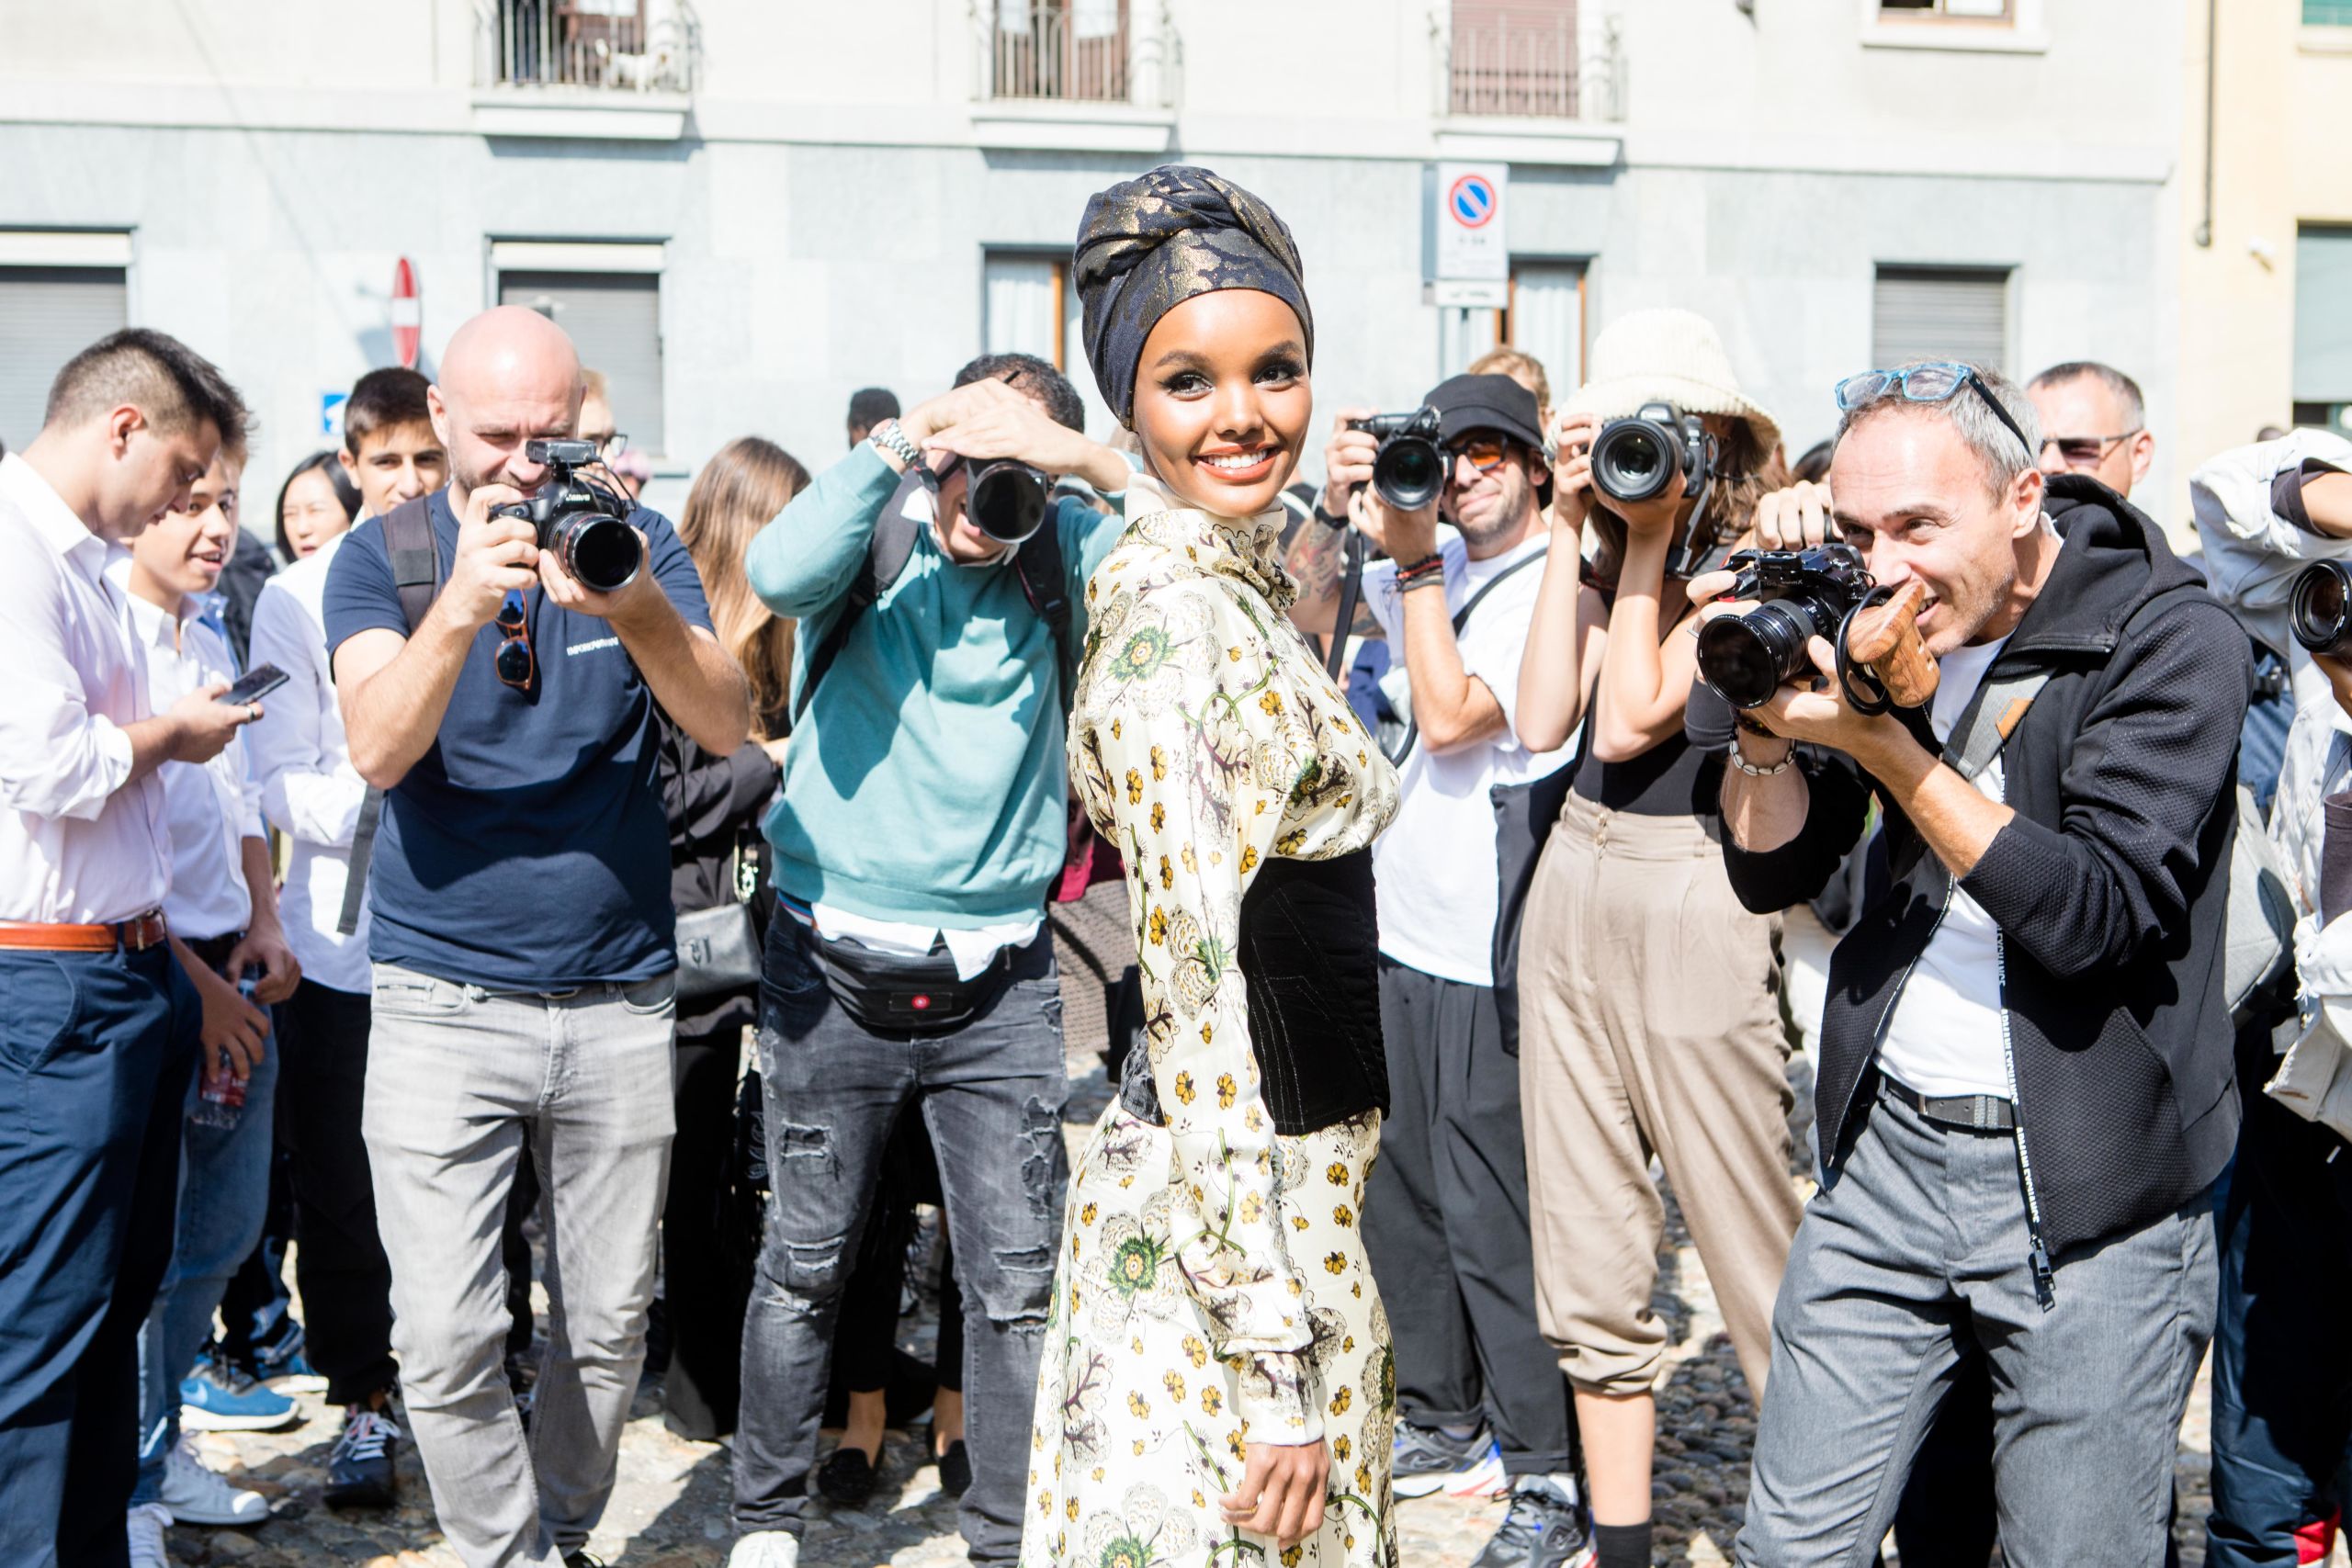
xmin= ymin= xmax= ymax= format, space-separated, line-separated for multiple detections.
xmin=937 ymin=1439 xmax=972 ymax=1498
xmin=817 ymin=1444 xmax=878 ymax=1507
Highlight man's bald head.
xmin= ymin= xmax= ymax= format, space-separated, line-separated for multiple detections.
xmin=428 ymin=306 xmax=585 ymax=508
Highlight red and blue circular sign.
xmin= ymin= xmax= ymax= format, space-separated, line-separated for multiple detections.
xmin=1448 ymin=173 xmax=1498 ymax=229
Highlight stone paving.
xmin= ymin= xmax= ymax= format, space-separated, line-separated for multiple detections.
xmin=149 ymin=889 xmax=2319 ymax=1565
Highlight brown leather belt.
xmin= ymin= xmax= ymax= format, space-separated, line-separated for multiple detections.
xmin=0 ymin=910 xmax=171 ymax=953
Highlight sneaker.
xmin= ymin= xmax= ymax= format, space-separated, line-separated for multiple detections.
xmin=816 ymin=1443 xmax=878 ymax=1506
xmin=179 ymin=1361 xmax=300 ymax=1433
xmin=1469 ymin=1476 xmax=1595 ymax=1568
xmin=125 ymin=1502 xmax=173 ymax=1568
xmin=160 ymin=1434 xmax=268 ymax=1526
xmin=728 ymin=1530 xmax=802 ymax=1568
xmin=325 ymin=1404 xmax=401 ymax=1510
xmin=936 ymin=1438 xmax=972 ymax=1498
xmin=254 ymin=1334 xmax=330 ymax=1395
xmin=1391 ymin=1418 xmax=1505 ymax=1499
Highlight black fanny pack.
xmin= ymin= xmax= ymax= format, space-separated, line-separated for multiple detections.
xmin=805 ymin=928 xmax=1015 ymax=1034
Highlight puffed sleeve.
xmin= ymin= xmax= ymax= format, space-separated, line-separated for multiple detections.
xmin=1077 ymin=578 xmax=1325 ymax=1445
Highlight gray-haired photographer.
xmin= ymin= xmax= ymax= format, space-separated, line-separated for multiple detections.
xmin=2188 ymin=426 xmax=2352 ymax=1567
xmin=1702 ymin=360 xmax=2246 ymax=1565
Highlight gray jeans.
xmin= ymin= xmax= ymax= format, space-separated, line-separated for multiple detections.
xmin=1736 ymin=1077 xmax=2216 ymax=1568
xmin=364 ymin=963 xmax=677 ymax=1568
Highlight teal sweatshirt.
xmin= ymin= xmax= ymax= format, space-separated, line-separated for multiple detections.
xmin=745 ymin=445 xmax=1126 ymax=927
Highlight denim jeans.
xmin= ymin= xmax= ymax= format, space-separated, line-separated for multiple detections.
xmin=1736 ymin=1077 xmax=2216 ymax=1567
xmin=363 ymin=963 xmax=677 ymax=1568
xmin=732 ymin=918 xmax=1068 ymax=1564
xmin=130 ymin=1021 xmax=282 ymax=1505
xmin=0 ymin=942 xmax=199 ymax=1568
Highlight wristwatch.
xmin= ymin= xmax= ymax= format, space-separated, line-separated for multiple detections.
xmin=1312 ymin=499 xmax=1350 ymax=531
xmin=867 ymin=419 xmax=926 ymax=476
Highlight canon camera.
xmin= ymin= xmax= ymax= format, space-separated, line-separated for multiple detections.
xmin=493 ymin=439 xmax=644 ymax=594
xmin=1347 ymin=407 xmax=1447 ymax=512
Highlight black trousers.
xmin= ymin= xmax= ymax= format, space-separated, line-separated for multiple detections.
xmin=277 ymin=978 xmax=398 ymax=1406
xmin=660 ymin=1007 xmax=753 ymax=1440
xmin=1363 ymin=955 xmax=1576 ymax=1476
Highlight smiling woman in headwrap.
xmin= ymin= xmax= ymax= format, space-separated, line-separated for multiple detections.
xmin=1017 ymin=165 xmax=1402 ymax=1568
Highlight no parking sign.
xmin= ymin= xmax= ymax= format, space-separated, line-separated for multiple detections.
xmin=1434 ymin=161 xmax=1509 ymax=289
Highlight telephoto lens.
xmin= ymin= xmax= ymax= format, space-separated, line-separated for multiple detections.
xmin=967 ymin=458 xmax=1050 ymax=544
xmin=1697 ymin=603 xmax=1827 ymax=709
xmin=548 ymin=508 xmax=643 ymax=593
xmin=2291 ymin=558 xmax=2352 ymax=658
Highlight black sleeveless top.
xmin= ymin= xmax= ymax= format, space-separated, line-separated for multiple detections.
xmin=1119 ymin=849 xmax=1388 ymax=1137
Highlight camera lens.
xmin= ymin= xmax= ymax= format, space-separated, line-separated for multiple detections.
xmin=1374 ymin=436 xmax=1444 ymax=512
xmin=968 ymin=460 xmax=1050 ymax=544
xmin=557 ymin=513 xmax=643 ymax=593
xmin=1696 ymin=602 xmax=1818 ymax=709
xmin=2291 ymin=559 xmax=2352 ymax=655
xmin=1591 ymin=419 xmax=1679 ymax=504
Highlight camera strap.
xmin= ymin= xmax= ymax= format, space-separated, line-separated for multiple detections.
xmin=338 ymin=497 xmax=444 ymax=937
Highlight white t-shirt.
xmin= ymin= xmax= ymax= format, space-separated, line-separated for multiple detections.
xmin=1363 ymin=528 xmax=1575 ymax=987
xmin=1876 ymin=634 xmax=2014 ymax=1100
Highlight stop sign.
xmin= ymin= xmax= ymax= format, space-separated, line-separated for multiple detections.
xmin=391 ymin=257 xmax=420 ymax=369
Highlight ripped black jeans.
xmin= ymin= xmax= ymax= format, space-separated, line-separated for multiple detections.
xmin=731 ymin=916 xmax=1068 ymax=1562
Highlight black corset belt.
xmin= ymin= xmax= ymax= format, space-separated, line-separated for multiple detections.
xmin=1118 ymin=848 xmax=1388 ymax=1137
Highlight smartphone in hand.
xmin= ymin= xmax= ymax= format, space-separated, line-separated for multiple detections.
xmin=220 ymin=663 xmax=289 ymax=706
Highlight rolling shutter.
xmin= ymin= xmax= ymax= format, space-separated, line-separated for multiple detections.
xmin=1871 ymin=265 xmax=2009 ymax=375
xmin=497 ymin=269 xmax=665 ymax=456
xmin=0 ymin=266 xmax=129 ymax=451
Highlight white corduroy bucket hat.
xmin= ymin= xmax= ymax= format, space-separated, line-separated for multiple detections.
xmin=1563 ymin=308 xmax=1781 ymax=458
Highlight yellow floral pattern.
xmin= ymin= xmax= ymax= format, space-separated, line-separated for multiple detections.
xmin=1021 ymin=474 xmax=1399 ymax=1567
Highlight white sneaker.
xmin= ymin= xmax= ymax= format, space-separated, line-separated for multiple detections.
xmin=125 ymin=1502 xmax=173 ymax=1568
xmin=161 ymin=1435 xmax=268 ymax=1526
xmin=727 ymin=1530 xmax=802 ymax=1568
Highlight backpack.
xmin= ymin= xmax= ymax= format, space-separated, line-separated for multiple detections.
xmin=336 ymin=497 xmax=441 ymax=936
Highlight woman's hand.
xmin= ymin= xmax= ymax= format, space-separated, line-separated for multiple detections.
xmin=1220 ymin=1438 xmax=1329 ymax=1547
xmin=1549 ymin=412 xmax=1599 ymax=536
xmin=1613 ymin=463 xmax=1689 ymax=539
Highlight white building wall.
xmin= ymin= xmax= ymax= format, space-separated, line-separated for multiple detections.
xmin=0 ymin=0 xmax=2187 ymax=526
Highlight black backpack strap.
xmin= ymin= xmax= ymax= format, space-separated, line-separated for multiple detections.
xmin=792 ymin=471 xmax=925 ymax=728
xmin=339 ymin=498 xmax=442 ymax=937
xmin=1012 ymin=501 xmax=1076 ymax=702
xmin=1385 ymin=548 xmax=1548 ymax=767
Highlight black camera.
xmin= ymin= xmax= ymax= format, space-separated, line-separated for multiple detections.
xmin=1591 ymin=401 xmax=1713 ymax=505
xmin=964 ymin=457 xmax=1051 ymax=545
xmin=2291 ymin=559 xmax=2352 ymax=658
xmin=1696 ymin=544 xmax=1877 ymax=709
xmin=493 ymin=438 xmax=643 ymax=594
xmin=1347 ymin=407 xmax=1447 ymax=512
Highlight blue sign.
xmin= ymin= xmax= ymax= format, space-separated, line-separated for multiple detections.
xmin=320 ymin=390 xmax=347 ymax=438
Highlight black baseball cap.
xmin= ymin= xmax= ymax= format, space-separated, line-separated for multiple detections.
xmin=1424 ymin=373 xmax=1552 ymax=506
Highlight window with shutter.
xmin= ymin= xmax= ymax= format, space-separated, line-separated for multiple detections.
xmin=497 ymin=269 xmax=665 ymax=457
xmin=1507 ymin=262 xmax=1586 ymax=396
xmin=0 ymin=266 xmax=129 ymax=451
xmin=1871 ymin=265 xmax=2010 ymax=375
xmin=2295 ymin=228 xmax=2352 ymax=424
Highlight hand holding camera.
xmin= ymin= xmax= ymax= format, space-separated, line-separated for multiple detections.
xmin=1549 ymin=411 xmax=1600 ymax=534
xmin=442 ymin=481 xmax=541 ymax=632
xmin=1691 ymin=542 xmax=1936 ymax=716
xmin=919 ymin=390 xmax=1118 ymax=546
xmin=1326 ymin=406 xmax=1443 ymax=559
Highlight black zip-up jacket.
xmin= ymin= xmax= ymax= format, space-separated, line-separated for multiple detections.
xmin=1724 ymin=477 xmax=2249 ymax=1259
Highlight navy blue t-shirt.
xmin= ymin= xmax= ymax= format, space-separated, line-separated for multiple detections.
xmin=322 ymin=488 xmax=712 ymax=989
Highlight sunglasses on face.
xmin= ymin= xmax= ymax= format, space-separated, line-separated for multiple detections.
xmin=2040 ymin=430 xmax=2142 ymax=469
xmin=494 ymin=591 xmax=535 ymax=692
xmin=1833 ymin=361 xmax=2037 ymax=464
xmin=1444 ymin=435 xmax=1513 ymax=474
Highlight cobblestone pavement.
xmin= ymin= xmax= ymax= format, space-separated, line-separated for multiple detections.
xmin=150 ymin=890 xmax=2314 ymax=1565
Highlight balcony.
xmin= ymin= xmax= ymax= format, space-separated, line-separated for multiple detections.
xmin=1448 ymin=0 xmax=1593 ymax=118
xmin=471 ymin=0 xmax=702 ymax=138
xmin=970 ymin=0 xmax=1178 ymax=153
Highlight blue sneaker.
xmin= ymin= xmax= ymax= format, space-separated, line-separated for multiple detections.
xmin=254 ymin=1337 xmax=329 ymax=1395
xmin=179 ymin=1361 xmax=300 ymax=1433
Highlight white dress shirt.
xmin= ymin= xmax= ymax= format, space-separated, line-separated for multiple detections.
xmin=245 ymin=533 xmax=372 ymax=991
xmin=0 ymin=451 xmax=171 ymax=925
xmin=108 ymin=560 xmax=266 ymax=943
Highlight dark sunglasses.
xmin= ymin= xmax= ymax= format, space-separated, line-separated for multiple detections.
xmin=493 ymin=591 xmax=535 ymax=692
xmin=2040 ymin=429 xmax=2142 ymax=469
xmin=1444 ymin=434 xmax=1514 ymax=473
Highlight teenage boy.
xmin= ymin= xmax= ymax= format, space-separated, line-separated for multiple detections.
xmin=0 ymin=328 xmax=252 ymax=1568
xmin=245 ymin=364 xmax=445 ymax=1512
xmin=116 ymin=446 xmax=303 ymax=1562
xmin=340 ymin=367 xmax=448 ymax=519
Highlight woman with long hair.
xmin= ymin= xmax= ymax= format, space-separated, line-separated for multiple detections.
xmin=1021 ymin=165 xmax=1401 ymax=1568
xmin=275 ymin=449 xmax=362 ymax=561
xmin=656 ymin=434 xmax=808 ymax=1440
xmin=1511 ymin=310 xmax=1799 ymax=1568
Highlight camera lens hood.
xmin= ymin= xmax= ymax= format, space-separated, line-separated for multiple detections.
xmin=1373 ymin=436 xmax=1445 ymax=513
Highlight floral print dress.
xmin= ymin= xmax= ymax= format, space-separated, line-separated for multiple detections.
xmin=1020 ymin=474 xmax=1401 ymax=1568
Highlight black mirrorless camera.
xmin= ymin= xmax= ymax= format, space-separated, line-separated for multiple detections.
xmin=2291 ymin=559 xmax=2352 ymax=658
xmin=493 ymin=439 xmax=644 ymax=593
xmin=1696 ymin=543 xmax=1883 ymax=710
xmin=1346 ymin=407 xmax=1447 ymax=512
xmin=1590 ymin=401 xmax=1713 ymax=505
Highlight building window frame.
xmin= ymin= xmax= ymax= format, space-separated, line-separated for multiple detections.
xmin=1859 ymin=0 xmax=2047 ymax=52
xmin=0 ymin=230 xmax=133 ymax=454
